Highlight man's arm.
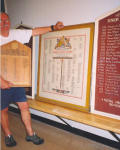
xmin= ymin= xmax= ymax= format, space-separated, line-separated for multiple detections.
xmin=0 ymin=76 xmax=13 ymax=89
xmin=32 ymin=21 xmax=64 ymax=36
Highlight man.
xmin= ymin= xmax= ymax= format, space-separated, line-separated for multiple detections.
xmin=0 ymin=12 xmax=64 ymax=147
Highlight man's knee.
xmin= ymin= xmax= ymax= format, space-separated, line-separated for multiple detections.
xmin=17 ymin=102 xmax=29 ymax=111
xmin=1 ymin=107 xmax=8 ymax=113
xmin=1 ymin=108 xmax=8 ymax=123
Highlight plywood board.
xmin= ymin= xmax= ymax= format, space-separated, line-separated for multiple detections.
xmin=0 ymin=40 xmax=31 ymax=87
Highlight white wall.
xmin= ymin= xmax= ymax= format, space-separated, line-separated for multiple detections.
xmin=6 ymin=0 xmax=120 ymax=28
xmin=6 ymin=0 xmax=120 ymax=142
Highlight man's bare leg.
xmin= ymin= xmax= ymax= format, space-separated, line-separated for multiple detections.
xmin=17 ymin=102 xmax=33 ymax=136
xmin=16 ymin=101 xmax=44 ymax=145
xmin=1 ymin=107 xmax=12 ymax=136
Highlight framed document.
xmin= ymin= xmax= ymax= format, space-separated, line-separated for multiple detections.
xmin=36 ymin=23 xmax=94 ymax=112
xmin=1 ymin=40 xmax=31 ymax=87
xmin=91 ymin=7 xmax=120 ymax=119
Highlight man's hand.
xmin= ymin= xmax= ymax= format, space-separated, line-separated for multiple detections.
xmin=0 ymin=77 xmax=13 ymax=89
xmin=54 ymin=21 xmax=64 ymax=30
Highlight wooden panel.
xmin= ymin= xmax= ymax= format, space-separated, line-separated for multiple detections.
xmin=0 ymin=40 xmax=31 ymax=87
xmin=28 ymin=99 xmax=120 ymax=134
xmin=91 ymin=7 xmax=120 ymax=120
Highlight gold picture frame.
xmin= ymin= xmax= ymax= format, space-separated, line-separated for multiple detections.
xmin=36 ymin=23 xmax=94 ymax=112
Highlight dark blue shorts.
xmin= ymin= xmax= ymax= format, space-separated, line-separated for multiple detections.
xmin=1 ymin=87 xmax=27 ymax=110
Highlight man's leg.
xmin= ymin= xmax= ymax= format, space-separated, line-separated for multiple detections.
xmin=17 ymin=101 xmax=44 ymax=145
xmin=17 ymin=101 xmax=33 ymax=136
xmin=1 ymin=107 xmax=17 ymax=147
xmin=1 ymin=88 xmax=17 ymax=147
xmin=1 ymin=89 xmax=12 ymax=136
xmin=1 ymin=107 xmax=11 ymax=136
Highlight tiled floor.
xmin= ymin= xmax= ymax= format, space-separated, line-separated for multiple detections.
xmin=1 ymin=111 xmax=117 ymax=150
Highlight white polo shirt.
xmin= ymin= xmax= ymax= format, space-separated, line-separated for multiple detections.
xmin=0 ymin=29 xmax=32 ymax=46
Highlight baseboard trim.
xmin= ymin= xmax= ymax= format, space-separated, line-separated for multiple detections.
xmin=8 ymin=106 xmax=120 ymax=149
